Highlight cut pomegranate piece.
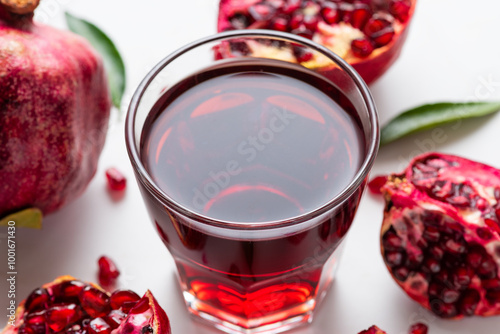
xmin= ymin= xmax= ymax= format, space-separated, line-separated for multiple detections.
xmin=98 ymin=256 xmax=120 ymax=288
xmin=358 ymin=326 xmax=387 ymax=334
xmin=105 ymin=167 xmax=127 ymax=191
xmin=217 ymin=0 xmax=416 ymax=84
xmin=1 ymin=276 xmax=170 ymax=334
xmin=378 ymin=152 xmax=500 ymax=318
xmin=357 ymin=323 xmax=428 ymax=334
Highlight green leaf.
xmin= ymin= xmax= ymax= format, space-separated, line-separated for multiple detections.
xmin=381 ymin=102 xmax=500 ymax=146
xmin=65 ymin=12 xmax=126 ymax=110
xmin=0 ymin=208 xmax=43 ymax=229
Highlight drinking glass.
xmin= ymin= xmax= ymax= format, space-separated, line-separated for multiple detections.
xmin=125 ymin=30 xmax=379 ymax=334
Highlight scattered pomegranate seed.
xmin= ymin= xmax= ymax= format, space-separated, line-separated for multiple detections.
xmin=98 ymin=256 xmax=120 ymax=288
xmin=368 ymin=175 xmax=388 ymax=195
xmin=105 ymin=167 xmax=126 ymax=191
xmin=408 ymin=322 xmax=428 ymax=334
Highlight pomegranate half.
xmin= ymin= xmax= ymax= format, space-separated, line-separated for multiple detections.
xmin=217 ymin=0 xmax=416 ymax=84
xmin=2 ymin=276 xmax=171 ymax=334
xmin=378 ymin=153 xmax=500 ymax=319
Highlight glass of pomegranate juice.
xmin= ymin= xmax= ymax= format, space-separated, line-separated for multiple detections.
xmin=126 ymin=30 xmax=379 ymax=334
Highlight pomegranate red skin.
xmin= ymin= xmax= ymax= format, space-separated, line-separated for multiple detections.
xmin=217 ymin=0 xmax=417 ymax=85
xmin=0 ymin=10 xmax=111 ymax=217
xmin=380 ymin=152 xmax=500 ymax=319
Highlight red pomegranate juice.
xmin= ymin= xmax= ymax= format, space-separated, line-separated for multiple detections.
xmin=139 ymin=59 xmax=365 ymax=330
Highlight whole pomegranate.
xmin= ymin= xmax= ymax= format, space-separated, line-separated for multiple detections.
xmin=0 ymin=0 xmax=111 ymax=218
xmin=2 ymin=276 xmax=171 ymax=334
xmin=378 ymin=153 xmax=500 ymax=319
xmin=217 ymin=0 xmax=416 ymax=84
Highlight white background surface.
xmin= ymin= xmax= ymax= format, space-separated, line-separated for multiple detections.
xmin=2 ymin=0 xmax=500 ymax=333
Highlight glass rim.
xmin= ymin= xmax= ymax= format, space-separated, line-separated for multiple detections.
xmin=125 ymin=29 xmax=380 ymax=230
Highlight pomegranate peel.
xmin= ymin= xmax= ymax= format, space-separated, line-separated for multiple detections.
xmin=217 ymin=0 xmax=416 ymax=84
xmin=1 ymin=276 xmax=171 ymax=334
xmin=379 ymin=152 xmax=500 ymax=319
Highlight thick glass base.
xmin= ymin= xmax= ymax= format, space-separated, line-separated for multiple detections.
xmin=176 ymin=246 xmax=343 ymax=333
xmin=186 ymin=291 xmax=314 ymax=334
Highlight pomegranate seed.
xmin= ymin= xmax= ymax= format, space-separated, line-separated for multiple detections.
xmin=477 ymin=257 xmax=498 ymax=279
xmin=423 ymin=257 xmax=441 ymax=273
xmin=105 ymin=168 xmax=126 ymax=191
xmin=88 ymin=317 xmax=113 ymax=334
xmin=466 ymin=245 xmax=484 ymax=268
xmin=229 ymin=41 xmax=251 ymax=56
xmin=321 ymin=2 xmax=339 ymax=24
xmin=389 ymin=0 xmax=411 ymax=22
xmin=25 ymin=310 xmax=48 ymax=333
xmin=290 ymin=12 xmax=305 ymax=30
xmin=441 ymin=288 xmax=460 ymax=303
xmin=303 ymin=14 xmax=319 ymax=31
xmin=339 ymin=3 xmax=354 ymax=23
xmin=18 ymin=325 xmax=34 ymax=334
xmin=270 ymin=15 xmax=288 ymax=31
xmin=142 ymin=325 xmax=154 ymax=333
xmin=53 ymin=280 xmax=86 ymax=303
xmin=477 ymin=227 xmax=493 ymax=240
xmin=368 ymin=175 xmax=387 ymax=195
xmin=110 ymin=290 xmax=141 ymax=313
xmin=248 ymin=3 xmax=275 ymax=22
xmin=105 ymin=309 xmax=127 ymax=329
xmin=385 ymin=251 xmax=405 ymax=267
xmin=444 ymin=239 xmax=466 ymax=254
xmin=408 ymin=323 xmax=428 ymax=334
xmin=79 ymin=286 xmax=111 ymax=318
xmin=292 ymin=45 xmax=314 ymax=63
xmin=458 ymin=289 xmax=480 ymax=316
xmin=98 ymin=256 xmax=120 ymax=288
xmin=494 ymin=187 xmax=500 ymax=200
xmin=129 ymin=296 xmax=150 ymax=315
xmin=24 ymin=288 xmax=50 ymax=313
xmin=430 ymin=300 xmax=457 ymax=318
xmin=283 ymin=0 xmax=301 ymax=14
xmin=351 ymin=3 xmax=372 ymax=29
xmin=452 ymin=266 xmax=472 ymax=288
xmin=407 ymin=252 xmax=424 ymax=268
xmin=423 ymin=226 xmax=440 ymax=243
xmin=364 ymin=17 xmax=395 ymax=47
xmin=485 ymin=217 xmax=500 ymax=235
xmin=351 ymin=38 xmax=374 ymax=58
xmin=229 ymin=13 xmax=250 ymax=29
xmin=370 ymin=27 xmax=395 ymax=47
xmin=393 ymin=266 xmax=409 ymax=281
xmin=485 ymin=289 xmax=500 ymax=304
xmin=46 ymin=304 xmax=81 ymax=332
xmin=382 ymin=230 xmax=403 ymax=250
